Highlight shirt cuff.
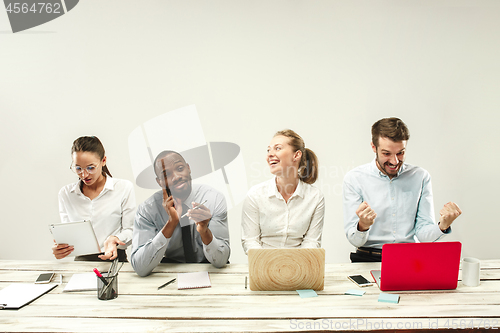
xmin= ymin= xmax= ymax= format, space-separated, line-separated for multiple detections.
xmin=354 ymin=223 xmax=369 ymax=239
xmin=440 ymin=224 xmax=452 ymax=234
xmin=152 ymin=230 xmax=170 ymax=251
xmin=113 ymin=233 xmax=130 ymax=249
xmin=433 ymin=223 xmax=451 ymax=241
xmin=203 ymin=236 xmax=219 ymax=254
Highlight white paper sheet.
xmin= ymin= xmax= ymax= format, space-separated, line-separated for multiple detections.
xmin=63 ymin=273 xmax=97 ymax=292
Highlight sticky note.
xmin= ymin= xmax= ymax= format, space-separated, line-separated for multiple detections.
xmin=296 ymin=289 xmax=318 ymax=298
xmin=345 ymin=289 xmax=366 ymax=296
xmin=378 ymin=292 xmax=400 ymax=304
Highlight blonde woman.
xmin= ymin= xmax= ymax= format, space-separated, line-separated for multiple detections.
xmin=241 ymin=129 xmax=325 ymax=253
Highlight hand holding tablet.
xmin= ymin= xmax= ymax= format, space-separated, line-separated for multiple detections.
xmin=49 ymin=221 xmax=101 ymax=257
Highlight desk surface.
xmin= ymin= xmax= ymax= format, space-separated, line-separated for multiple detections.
xmin=0 ymin=259 xmax=499 ymax=332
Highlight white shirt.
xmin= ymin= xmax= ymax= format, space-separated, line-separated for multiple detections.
xmin=241 ymin=177 xmax=325 ymax=254
xmin=58 ymin=177 xmax=136 ymax=251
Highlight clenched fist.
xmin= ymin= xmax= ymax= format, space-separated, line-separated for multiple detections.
xmin=356 ymin=201 xmax=377 ymax=231
xmin=439 ymin=202 xmax=462 ymax=231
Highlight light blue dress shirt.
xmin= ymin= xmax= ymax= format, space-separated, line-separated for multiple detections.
xmin=131 ymin=184 xmax=230 ymax=277
xmin=343 ymin=160 xmax=450 ymax=249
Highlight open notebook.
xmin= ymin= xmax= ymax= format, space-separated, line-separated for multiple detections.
xmin=63 ymin=273 xmax=97 ymax=292
xmin=177 ymin=271 xmax=211 ymax=290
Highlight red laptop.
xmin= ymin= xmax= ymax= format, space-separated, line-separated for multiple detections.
xmin=370 ymin=242 xmax=462 ymax=291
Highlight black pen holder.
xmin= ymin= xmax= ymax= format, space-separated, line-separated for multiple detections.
xmin=97 ymin=273 xmax=118 ymax=300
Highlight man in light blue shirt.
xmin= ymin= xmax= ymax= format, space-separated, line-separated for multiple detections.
xmin=343 ymin=118 xmax=462 ymax=262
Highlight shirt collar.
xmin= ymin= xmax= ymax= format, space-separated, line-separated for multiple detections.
xmin=183 ymin=183 xmax=196 ymax=207
xmin=267 ymin=176 xmax=305 ymax=199
xmin=370 ymin=158 xmax=407 ymax=179
xmin=69 ymin=176 xmax=114 ymax=194
xmin=103 ymin=176 xmax=114 ymax=190
xmin=70 ymin=181 xmax=80 ymax=194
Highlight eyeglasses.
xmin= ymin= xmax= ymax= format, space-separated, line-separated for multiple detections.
xmin=70 ymin=162 xmax=101 ymax=175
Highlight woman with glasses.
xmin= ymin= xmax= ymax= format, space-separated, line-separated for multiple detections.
xmin=53 ymin=136 xmax=136 ymax=262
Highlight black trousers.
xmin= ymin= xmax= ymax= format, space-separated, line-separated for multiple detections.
xmin=350 ymin=247 xmax=382 ymax=263
xmin=75 ymin=249 xmax=128 ymax=262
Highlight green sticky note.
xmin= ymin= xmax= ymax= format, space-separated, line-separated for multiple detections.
xmin=296 ymin=289 xmax=318 ymax=298
xmin=345 ymin=289 xmax=366 ymax=296
xmin=378 ymin=292 xmax=400 ymax=304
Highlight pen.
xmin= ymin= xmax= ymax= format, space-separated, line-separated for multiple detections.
xmin=93 ymin=268 xmax=109 ymax=286
xmin=107 ymin=258 xmax=117 ymax=277
xmin=245 ymin=276 xmax=247 ymax=289
xmin=99 ymin=261 xmax=123 ymax=297
xmin=158 ymin=278 xmax=176 ymax=290
xmin=113 ymin=261 xmax=124 ymax=276
xmin=181 ymin=200 xmax=208 ymax=219
xmin=100 ymin=275 xmax=117 ymax=297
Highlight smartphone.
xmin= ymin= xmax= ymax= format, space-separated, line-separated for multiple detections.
xmin=35 ymin=272 xmax=55 ymax=284
xmin=348 ymin=275 xmax=373 ymax=287
xmin=165 ymin=185 xmax=172 ymax=197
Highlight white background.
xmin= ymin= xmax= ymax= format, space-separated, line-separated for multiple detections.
xmin=1 ymin=0 xmax=499 ymax=264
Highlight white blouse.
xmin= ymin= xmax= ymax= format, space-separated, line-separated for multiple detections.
xmin=58 ymin=177 xmax=136 ymax=251
xmin=241 ymin=177 xmax=325 ymax=254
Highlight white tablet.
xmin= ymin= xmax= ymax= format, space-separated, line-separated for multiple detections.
xmin=49 ymin=221 xmax=101 ymax=257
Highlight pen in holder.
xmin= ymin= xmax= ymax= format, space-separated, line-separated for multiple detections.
xmin=97 ymin=272 xmax=118 ymax=300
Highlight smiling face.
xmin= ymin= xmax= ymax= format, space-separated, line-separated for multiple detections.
xmin=267 ymin=135 xmax=302 ymax=178
xmin=371 ymin=136 xmax=407 ymax=179
xmin=155 ymin=152 xmax=192 ymax=200
xmin=72 ymin=151 xmax=106 ymax=187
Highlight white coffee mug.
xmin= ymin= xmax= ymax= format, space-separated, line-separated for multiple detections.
xmin=462 ymin=257 xmax=480 ymax=287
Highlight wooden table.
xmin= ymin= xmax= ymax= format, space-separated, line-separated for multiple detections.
xmin=0 ymin=260 xmax=499 ymax=332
